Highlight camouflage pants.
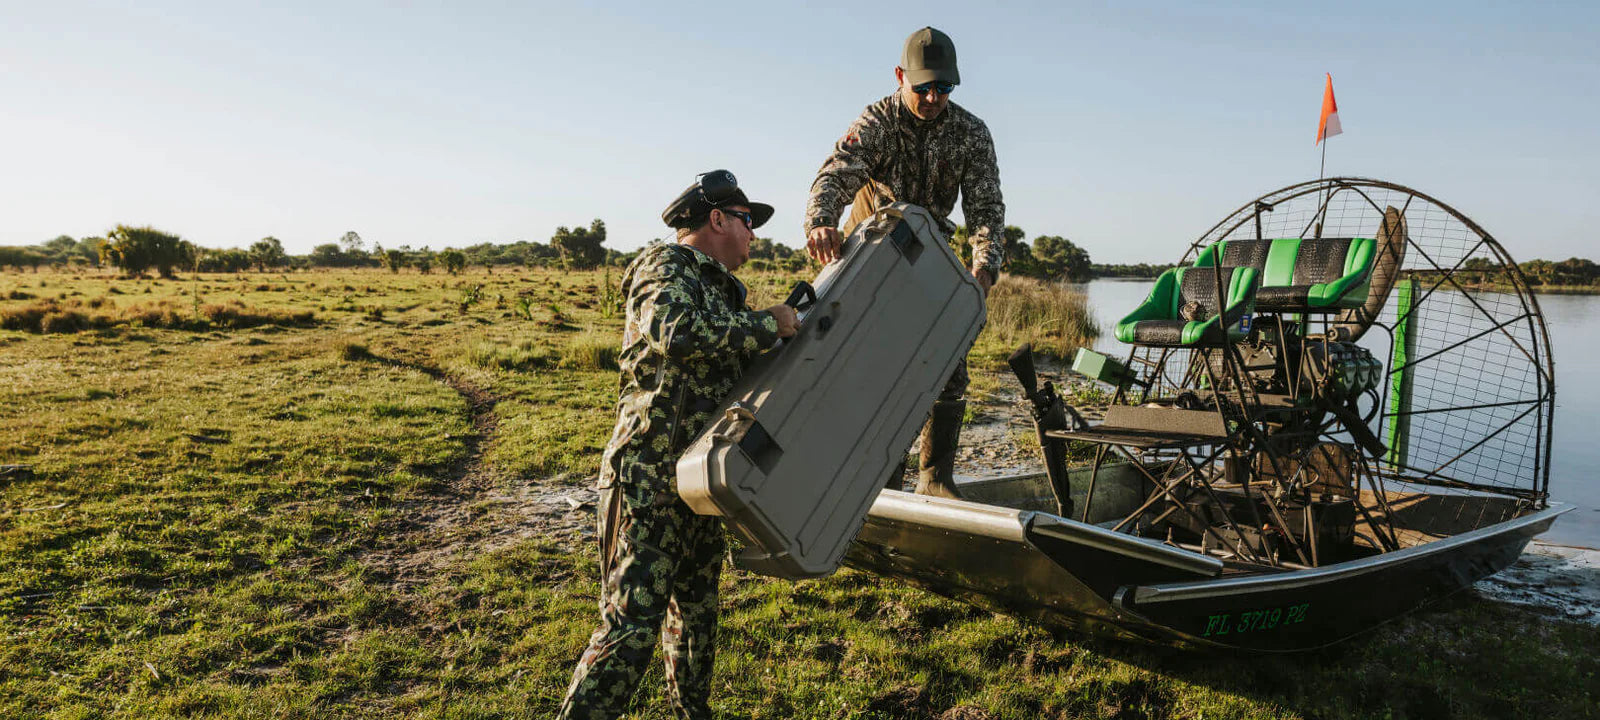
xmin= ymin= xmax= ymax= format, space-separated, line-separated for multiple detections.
xmin=556 ymin=480 xmax=726 ymax=720
xmin=938 ymin=358 xmax=969 ymax=402
xmin=841 ymin=180 xmax=892 ymax=238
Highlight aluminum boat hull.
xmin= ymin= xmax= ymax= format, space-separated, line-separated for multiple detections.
xmin=843 ymin=487 xmax=1569 ymax=652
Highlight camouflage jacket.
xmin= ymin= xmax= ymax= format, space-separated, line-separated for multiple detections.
xmin=805 ymin=92 xmax=1006 ymax=273
xmin=598 ymin=242 xmax=780 ymax=503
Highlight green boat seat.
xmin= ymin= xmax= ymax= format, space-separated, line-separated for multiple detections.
xmin=1194 ymin=238 xmax=1375 ymax=313
xmin=1116 ymin=266 xmax=1259 ymax=347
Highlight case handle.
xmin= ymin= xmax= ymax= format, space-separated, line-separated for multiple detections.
xmin=783 ymin=281 xmax=816 ymax=311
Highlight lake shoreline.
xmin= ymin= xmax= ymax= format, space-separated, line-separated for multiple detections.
xmin=1476 ymin=541 xmax=1600 ymax=625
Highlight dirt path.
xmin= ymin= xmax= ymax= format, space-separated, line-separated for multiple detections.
xmin=354 ymin=360 xmax=598 ymax=592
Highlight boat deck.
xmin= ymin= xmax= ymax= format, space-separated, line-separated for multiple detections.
xmin=953 ymin=470 xmax=1535 ymax=555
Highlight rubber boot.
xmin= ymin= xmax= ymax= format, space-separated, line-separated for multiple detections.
xmin=914 ymin=400 xmax=965 ymax=499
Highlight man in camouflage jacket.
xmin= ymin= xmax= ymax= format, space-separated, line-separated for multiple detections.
xmin=804 ymin=26 xmax=1004 ymax=499
xmin=557 ymin=173 xmax=798 ymax=720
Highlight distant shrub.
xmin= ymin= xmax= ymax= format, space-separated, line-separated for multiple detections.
xmin=512 ymin=296 xmax=534 ymax=321
xmin=541 ymin=302 xmax=575 ymax=330
xmin=458 ymin=284 xmax=483 ymax=315
xmin=6 ymin=290 xmax=34 ymax=300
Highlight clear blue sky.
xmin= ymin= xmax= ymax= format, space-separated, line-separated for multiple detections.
xmin=4 ymin=0 xmax=1596 ymax=263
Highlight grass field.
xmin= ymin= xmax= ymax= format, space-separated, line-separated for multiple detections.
xmin=1 ymin=267 xmax=1594 ymax=719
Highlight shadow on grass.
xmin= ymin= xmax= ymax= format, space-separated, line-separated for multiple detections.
xmin=1054 ymin=590 xmax=1598 ymax=720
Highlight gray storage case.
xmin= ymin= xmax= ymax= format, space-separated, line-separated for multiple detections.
xmin=676 ymin=203 xmax=986 ymax=579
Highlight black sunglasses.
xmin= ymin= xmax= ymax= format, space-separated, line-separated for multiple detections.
xmin=911 ymin=81 xmax=956 ymax=95
xmin=719 ymin=208 xmax=753 ymax=229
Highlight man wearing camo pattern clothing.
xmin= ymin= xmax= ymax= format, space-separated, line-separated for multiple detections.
xmin=557 ymin=172 xmax=799 ymax=720
xmin=805 ymin=26 xmax=1005 ymax=500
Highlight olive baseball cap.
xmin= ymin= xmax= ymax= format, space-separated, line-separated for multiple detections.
xmin=901 ymin=26 xmax=960 ymax=86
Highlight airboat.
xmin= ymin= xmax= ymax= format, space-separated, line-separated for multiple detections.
xmin=842 ymin=178 xmax=1570 ymax=652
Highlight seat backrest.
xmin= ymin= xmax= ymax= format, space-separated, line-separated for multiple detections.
xmin=1174 ymin=266 xmax=1226 ymax=318
xmin=1115 ymin=265 xmax=1258 ymax=346
xmin=1195 ymin=237 xmax=1375 ymax=310
xmin=1198 ymin=238 xmax=1371 ymax=283
xmin=1287 ymin=238 xmax=1356 ymax=286
xmin=1173 ymin=265 xmax=1256 ymax=322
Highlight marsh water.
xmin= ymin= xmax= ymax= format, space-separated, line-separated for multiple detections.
xmin=1078 ymin=279 xmax=1599 ymax=549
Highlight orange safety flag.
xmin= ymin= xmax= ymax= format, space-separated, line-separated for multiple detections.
xmin=1317 ymin=73 xmax=1342 ymax=145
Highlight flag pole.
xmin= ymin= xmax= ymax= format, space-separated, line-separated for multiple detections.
xmin=1315 ymin=73 xmax=1339 ymax=233
xmin=1318 ymin=132 xmax=1329 ymax=228
xmin=1319 ymin=132 xmax=1327 ymax=181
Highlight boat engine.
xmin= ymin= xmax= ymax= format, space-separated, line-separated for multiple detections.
xmin=1301 ymin=341 xmax=1382 ymax=403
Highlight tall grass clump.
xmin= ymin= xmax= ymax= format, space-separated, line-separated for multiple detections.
xmin=336 ymin=339 xmax=374 ymax=362
xmin=1 ymin=300 xmax=62 ymax=331
xmin=40 ymin=311 xmax=86 ymax=334
xmin=462 ymin=333 xmax=620 ymax=373
xmin=556 ymin=332 xmax=620 ymax=371
xmin=464 ymin=338 xmax=551 ymax=371
xmin=0 ymin=297 xmax=314 ymax=333
xmin=200 ymin=299 xmax=314 ymax=329
xmin=120 ymin=300 xmax=184 ymax=328
xmin=983 ymin=275 xmax=1100 ymax=359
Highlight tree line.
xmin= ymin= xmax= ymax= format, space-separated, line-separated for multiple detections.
xmin=3 ymin=219 xmax=1107 ymax=283
xmin=948 ymin=226 xmax=1094 ymax=282
xmin=11 ymin=220 xmax=1596 ymax=288
xmin=0 ymin=222 xmax=629 ymax=278
xmin=1461 ymin=256 xmax=1600 ymax=288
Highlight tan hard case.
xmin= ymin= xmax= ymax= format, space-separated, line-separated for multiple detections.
xmin=675 ymin=203 xmax=986 ymax=579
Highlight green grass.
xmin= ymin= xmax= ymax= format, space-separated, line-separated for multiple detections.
xmin=975 ymin=275 xmax=1100 ymax=363
xmin=1 ymin=267 xmax=1595 ymax=719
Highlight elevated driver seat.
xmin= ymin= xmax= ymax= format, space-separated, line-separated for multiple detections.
xmin=1115 ymin=266 xmax=1259 ymax=347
